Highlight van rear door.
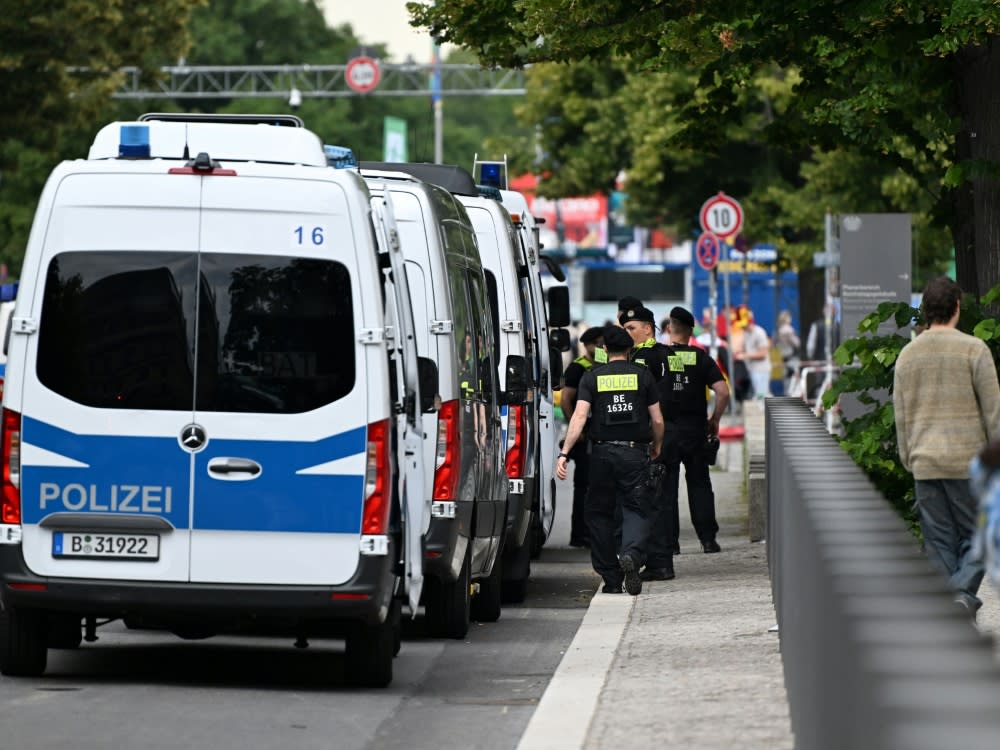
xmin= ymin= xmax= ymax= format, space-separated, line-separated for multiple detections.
xmin=370 ymin=193 xmax=427 ymax=611
xmin=189 ymin=175 xmax=370 ymax=585
xmin=15 ymin=171 xmax=200 ymax=582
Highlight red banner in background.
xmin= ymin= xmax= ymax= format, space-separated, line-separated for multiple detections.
xmin=510 ymin=174 xmax=608 ymax=249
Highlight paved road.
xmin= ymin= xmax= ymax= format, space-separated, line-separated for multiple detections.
xmin=0 ymin=476 xmax=597 ymax=750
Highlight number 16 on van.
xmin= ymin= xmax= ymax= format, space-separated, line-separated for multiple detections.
xmin=294 ymin=226 xmax=325 ymax=246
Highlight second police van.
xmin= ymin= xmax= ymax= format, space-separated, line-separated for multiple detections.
xmin=361 ymin=166 xmax=507 ymax=639
xmin=0 ymin=115 xmax=432 ymax=687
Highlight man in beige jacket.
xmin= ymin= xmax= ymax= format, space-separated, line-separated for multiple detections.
xmin=894 ymin=276 xmax=1000 ymax=617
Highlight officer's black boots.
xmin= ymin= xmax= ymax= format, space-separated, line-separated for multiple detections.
xmin=620 ymin=555 xmax=643 ymax=596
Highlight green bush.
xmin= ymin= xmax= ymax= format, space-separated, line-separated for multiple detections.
xmin=822 ymin=286 xmax=1000 ymax=536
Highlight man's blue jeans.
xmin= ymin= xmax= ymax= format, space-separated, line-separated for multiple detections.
xmin=914 ymin=479 xmax=985 ymax=608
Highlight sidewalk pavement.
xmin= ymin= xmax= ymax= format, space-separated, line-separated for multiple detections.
xmin=519 ymin=402 xmax=793 ymax=749
xmin=521 ymin=399 xmax=1000 ymax=750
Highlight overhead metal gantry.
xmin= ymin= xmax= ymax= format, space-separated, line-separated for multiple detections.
xmin=113 ymin=63 xmax=527 ymax=100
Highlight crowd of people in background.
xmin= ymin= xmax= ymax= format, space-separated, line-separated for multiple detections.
xmin=558 ymin=275 xmax=1000 ymax=615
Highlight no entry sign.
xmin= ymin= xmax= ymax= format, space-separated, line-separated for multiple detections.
xmin=345 ymin=56 xmax=381 ymax=93
xmin=699 ymin=192 xmax=744 ymax=239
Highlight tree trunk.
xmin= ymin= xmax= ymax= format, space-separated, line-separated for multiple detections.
xmin=952 ymin=36 xmax=1000 ymax=299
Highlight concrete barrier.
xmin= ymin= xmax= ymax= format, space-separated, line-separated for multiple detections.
xmin=766 ymin=397 xmax=1000 ymax=750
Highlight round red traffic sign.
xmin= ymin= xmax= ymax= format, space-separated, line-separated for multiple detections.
xmin=699 ymin=192 xmax=744 ymax=238
xmin=345 ymin=55 xmax=381 ymax=93
xmin=696 ymin=232 xmax=721 ymax=271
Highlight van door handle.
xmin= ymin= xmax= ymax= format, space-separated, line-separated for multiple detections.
xmin=207 ymin=457 xmax=262 ymax=481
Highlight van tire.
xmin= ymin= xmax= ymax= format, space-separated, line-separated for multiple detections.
xmin=471 ymin=553 xmax=502 ymax=623
xmin=47 ymin=615 xmax=83 ymax=650
xmin=501 ymin=539 xmax=531 ymax=604
xmin=425 ymin=551 xmax=471 ymax=639
xmin=345 ymin=601 xmax=399 ymax=688
xmin=529 ymin=515 xmax=545 ymax=559
xmin=0 ymin=608 xmax=48 ymax=677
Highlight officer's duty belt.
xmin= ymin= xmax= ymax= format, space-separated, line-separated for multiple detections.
xmin=593 ymin=440 xmax=649 ymax=449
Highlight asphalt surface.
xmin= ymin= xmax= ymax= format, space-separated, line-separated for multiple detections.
xmin=0 ymin=502 xmax=599 ymax=750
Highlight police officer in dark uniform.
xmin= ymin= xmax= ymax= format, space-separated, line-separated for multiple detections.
xmin=556 ymin=327 xmax=664 ymax=595
xmin=643 ymin=306 xmax=730 ymax=580
xmin=619 ymin=305 xmax=671 ymax=382
xmin=561 ymin=326 xmax=605 ymax=548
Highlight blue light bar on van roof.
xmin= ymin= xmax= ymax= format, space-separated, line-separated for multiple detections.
xmin=119 ymin=124 xmax=150 ymax=158
xmin=324 ymin=144 xmax=357 ymax=169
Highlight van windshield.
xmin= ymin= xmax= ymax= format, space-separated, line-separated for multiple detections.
xmin=37 ymin=251 xmax=354 ymax=414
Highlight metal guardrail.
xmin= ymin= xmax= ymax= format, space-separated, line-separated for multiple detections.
xmin=766 ymin=397 xmax=1000 ymax=750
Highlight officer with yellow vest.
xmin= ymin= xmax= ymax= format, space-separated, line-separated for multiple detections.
xmin=619 ymin=305 xmax=671 ymax=382
xmin=561 ymin=326 xmax=605 ymax=547
xmin=557 ymin=326 xmax=664 ymax=595
xmin=645 ymin=306 xmax=730 ymax=580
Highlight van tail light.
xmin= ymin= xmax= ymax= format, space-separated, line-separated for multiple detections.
xmin=432 ymin=399 xmax=460 ymax=501
xmin=505 ymin=404 xmax=525 ymax=479
xmin=1 ymin=408 xmax=21 ymax=525
xmin=361 ymin=419 xmax=391 ymax=535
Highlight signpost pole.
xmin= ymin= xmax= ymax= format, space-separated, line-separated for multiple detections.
xmin=709 ymin=268 xmax=719 ymax=364
xmin=699 ymin=193 xmax=744 ymax=416
xmin=722 ymin=246 xmax=734 ymax=414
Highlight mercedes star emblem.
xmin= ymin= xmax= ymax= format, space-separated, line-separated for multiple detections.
xmin=179 ymin=423 xmax=207 ymax=452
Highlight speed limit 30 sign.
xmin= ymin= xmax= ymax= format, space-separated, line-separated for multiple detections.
xmin=699 ymin=192 xmax=744 ymax=239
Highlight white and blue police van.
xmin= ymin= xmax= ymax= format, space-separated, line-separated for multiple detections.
xmin=361 ymin=165 xmax=507 ymax=638
xmin=370 ymin=163 xmax=541 ymax=602
xmin=0 ymin=115 xmax=429 ymax=687
xmin=495 ymin=187 xmax=572 ymax=556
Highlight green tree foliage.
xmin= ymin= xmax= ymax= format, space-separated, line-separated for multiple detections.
xmin=408 ymin=0 xmax=1000 ymax=296
xmin=186 ymin=0 xmax=359 ymax=65
xmin=823 ymin=289 xmax=1000 ymax=532
xmin=0 ymin=0 xmax=203 ymax=269
xmin=0 ymin=1 xmax=528 ymax=274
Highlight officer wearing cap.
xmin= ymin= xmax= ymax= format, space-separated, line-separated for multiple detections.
xmin=556 ymin=326 xmax=664 ymax=595
xmin=617 ymin=296 xmax=644 ymax=325
xmin=619 ymin=305 xmax=671 ymax=382
xmin=561 ymin=326 xmax=606 ymax=548
xmin=642 ymin=306 xmax=730 ymax=579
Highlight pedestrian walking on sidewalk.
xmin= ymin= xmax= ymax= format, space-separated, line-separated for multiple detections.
xmin=644 ymin=307 xmax=730 ymax=578
xmin=893 ymin=276 xmax=1000 ymax=618
xmin=561 ymin=325 xmax=606 ymax=548
xmin=556 ymin=326 xmax=664 ymax=595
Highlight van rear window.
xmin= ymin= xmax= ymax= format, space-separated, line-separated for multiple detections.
xmin=38 ymin=252 xmax=354 ymax=413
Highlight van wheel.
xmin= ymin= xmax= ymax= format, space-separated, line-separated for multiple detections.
xmin=345 ymin=602 xmax=398 ymax=688
xmin=529 ymin=514 xmax=545 ymax=560
xmin=471 ymin=552 xmax=502 ymax=623
xmin=501 ymin=539 xmax=531 ymax=604
xmin=0 ymin=608 xmax=48 ymax=677
xmin=425 ymin=551 xmax=471 ymax=639
xmin=47 ymin=615 xmax=82 ymax=650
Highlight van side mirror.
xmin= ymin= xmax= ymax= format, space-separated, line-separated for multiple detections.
xmin=549 ymin=328 xmax=571 ymax=353
xmin=418 ymin=357 xmax=439 ymax=413
xmin=539 ymin=254 xmax=566 ymax=282
xmin=504 ymin=354 xmax=530 ymax=402
xmin=546 ymin=286 xmax=570 ymax=328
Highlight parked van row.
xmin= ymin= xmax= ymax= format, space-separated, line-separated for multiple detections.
xmin=0 ymin=114 xmax=570 ymax=687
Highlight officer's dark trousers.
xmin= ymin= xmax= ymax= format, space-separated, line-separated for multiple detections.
xmin=647 ymin=424 xmax=719 ymax=566
xmin=585 ymin=443 xmax=651 ymax=587
xmin=569 ymin=440 xmax=590 ymax=545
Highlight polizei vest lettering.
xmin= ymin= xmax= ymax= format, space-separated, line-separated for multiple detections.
xmin=39 ymin=483 xmax=173 ymax=514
